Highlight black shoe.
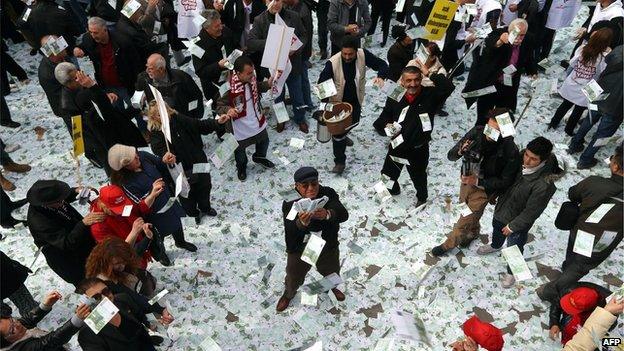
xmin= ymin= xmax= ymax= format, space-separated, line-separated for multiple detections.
xmin=205 ymin=208 xmax=217 ymax=216
xmin=568 ymin=143 xmax=584 ymax=154
xmin=0 ymin=121 xmax=20 ymax=128
xmin=560 ymin=60 xmax=570 ymax=69
xmin=194 ymin=215 xmax=203 ymax=225
xmin=431 ymin=245 xmax=448 ymax=257
xmin=10 ymin=198 xmax=28 ymax=210
xmin=150 ymin=335 xmax=164 ymax=346
xmin=345 ymin=137 xmax=354 ymax=147
xmin=389 ymin=184 xmax=400 ymax=195
xmin=577 ymin=158 xmax=598 ymax=170
xmin=565 ymin=129 xmax=575 ymax=137
xmin=158 ymin=254 xmax=172 ymax=267
xmin=437 ymin=109 xmax=449 ymax=117
xmin=176 ymin=241 xmax=197 ymax=252
xmin=415 ymin=200 xmax=427 ymax=208
xmin=237 ymin=168 xmax=247 ymax=181
xmin=1 ymin=217 xmax=23 ymax=229
xmin=319 ymin=50 xmax=327 ymax=60
xmin=252 ymin=156 xmax=275 ymax=169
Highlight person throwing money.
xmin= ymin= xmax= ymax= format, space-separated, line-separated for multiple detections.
xmin=276 ymin=166 xmax=349 ymax=312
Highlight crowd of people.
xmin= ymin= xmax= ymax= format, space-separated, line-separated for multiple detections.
xmin=0 ymin=0 xmax=623 ymax=349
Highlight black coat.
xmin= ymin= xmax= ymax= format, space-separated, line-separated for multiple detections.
xmin=149 ymin=112 xmax=224 ymax=177
xmin=447 ymin=126 xmax=521 ymax=196
xmin=115 ymin=16 xmax=169 ymax=64
xmin=565 ymin=174 xmax=624 ymax=266
xmin=248 ymin=9 xmax=308 ymax=75
xmin=77 ymin=295 xmax=155 ymax=351
xmin=7 ymin=305 xmax=80 ymax=351
xmin=38 ymin=57 xmax=64 ymax=117
xmin=221 ymin=0 xmax=266 ymax=48
xmin=379 ymin=74 xmax=455 ymax=158
xmin=19 ymin=0 xmax=81 ymax=51
xmin=77 ymin=30 xmax=143 ymax=93
xmin=89 ymin=0 xmax=123 ymax=22
xmin=287 ymin=1 xmax=313 ymax=60
xmin=26 ymin=191 xmax=94 ymax=285
xmin=463 ymin=27 xmax=537 ymax=108
xmin=282 ymin=186 xmax=348 ymax=254
xmin=549 ymin=281 xmax=611 ymax=328
xmin=136 ymin=68 xmax=205 ymax=119
xmin=387 ymin=41 xmax=415 ymax=82
xmin=0 ymin=251 xmax=31 ymax=299
xmin=597 ymin=45 xmax=623 ymax=119
xmin=193 ymin=28 xmax=238 ymax=101
xmin=441 ymin=19 xmax=466 ymax=72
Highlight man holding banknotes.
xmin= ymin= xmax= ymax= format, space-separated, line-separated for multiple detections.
xmin=277 ymin=166 xmax=349 ymax=312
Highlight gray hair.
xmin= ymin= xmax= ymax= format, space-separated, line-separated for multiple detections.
xmin=88 ymin=16 xmax=107 ymax=29
xmin=509 ymin=18 xmax=528 ymax=32
xmin=54 ymin=62 xmax=78 ymax=85
xmin=149 ymin=54 xmax=167 ymax=69
xmin=200 ymin=10 xmax=220 ymax=30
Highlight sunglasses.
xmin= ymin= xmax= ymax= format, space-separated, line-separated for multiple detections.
xmin=92 ymin=286 xmax=111 ymax=301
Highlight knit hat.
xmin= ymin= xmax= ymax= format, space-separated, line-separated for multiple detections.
xmin=391 ymin=25 xmax=408 ymax=41
xmin=107 ymin=144 xmax=137 ymax=171
xmin=560 ymin=287 xmax=600 ymax=315
xmin=462 ymin=316 xmax=504 ymax=351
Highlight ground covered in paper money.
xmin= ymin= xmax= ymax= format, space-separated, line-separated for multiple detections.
xmin=1 ymin=8 xmax=622 ymax=350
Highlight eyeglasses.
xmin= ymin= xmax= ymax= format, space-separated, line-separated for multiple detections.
xmin=298 ymin=181 xmax=319 ymax=189
xmin=92 ymin=286 xmax=111 ymax=301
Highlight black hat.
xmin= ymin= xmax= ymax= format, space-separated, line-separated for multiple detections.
xmin=294 ymin=167 xmax=318 ymax=183
xmin=27 ymin=180 xmax=72 ymax=206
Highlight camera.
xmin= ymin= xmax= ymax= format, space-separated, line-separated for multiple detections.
xmin=460 ymin=139 xmax=482 ymax=177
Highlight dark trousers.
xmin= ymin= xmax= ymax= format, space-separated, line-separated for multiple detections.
xmin=380 ymin=145 xmax=430 ymax=202
xmin=540 ymin=258 xmax=596 ymax=302
xmin=283 ymin=246 xmax=340 ymax=299
xmin=179 ymin=174 xmax=212 ymax=216
xmin=368 ymin=3 xmax=393 ymax=44
xmin=317 ymin=0 xmax=330 ymax=53
xmin=490 ymin=218 xmax=529 ymax=274
xmin=537 ymin=27 xmax=556 ymax=61
xmin=475 ymin=82 xmax=518 ymax=126
xmin=549 ymin=98 xmax=586 ymax=134
xmin=234 ymin=134 xmax=270 ymax=170
xmin=1 ymin=95 xmax=12 ymax=125
xmin=332 ymin=103 xmax=361 ymax=165
xmin=0 ymin=138 xmax=11 ymax=166
xmin=570 ymin=112 xmax=622 ymax=166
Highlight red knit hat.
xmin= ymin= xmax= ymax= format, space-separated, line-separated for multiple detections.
xmin=463 ymin=315 xmax=504 ymax=351
xmin=98 ymin=185 xmax=132 ymax=215
xmin=560 ymin=287 xmax=600 ymax=315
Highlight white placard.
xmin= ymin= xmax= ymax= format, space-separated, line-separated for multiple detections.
xmin=148 ymin=84 xmax=172 ymax=143
xmin=121 ymin=205 xmax=133 ymax=217
xmin=261 ymin=23 xmax=294 ymax=71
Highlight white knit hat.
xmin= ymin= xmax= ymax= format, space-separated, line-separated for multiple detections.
xmin=107 ymin=144 xmax=137 ymax=171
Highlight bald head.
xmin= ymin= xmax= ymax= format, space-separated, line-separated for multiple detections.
xmin=146 ymin=54 xmax=167 ymax=80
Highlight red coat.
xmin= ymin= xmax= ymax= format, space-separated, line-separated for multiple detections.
xmin=89 ymin=200 xmax=152 ymax=268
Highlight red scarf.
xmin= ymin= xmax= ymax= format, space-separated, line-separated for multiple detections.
xmin=228 ymin=72 xmax=265 ymax=127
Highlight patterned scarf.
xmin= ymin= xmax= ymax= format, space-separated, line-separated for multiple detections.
xmin=228 ymin=72 xmax=265 ymax=127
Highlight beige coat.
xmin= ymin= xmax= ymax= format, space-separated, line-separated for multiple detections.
xmin=328 ymin=49 xmax=366 ymax=105
xmin=562 ymin=307 xmax=618 ymax=351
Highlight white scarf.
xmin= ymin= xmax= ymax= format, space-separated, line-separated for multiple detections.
xmin=522 ymin=161 xmax=546 ymax=175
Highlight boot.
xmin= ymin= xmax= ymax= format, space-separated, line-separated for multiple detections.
xmin=3 ymin=161 xmax=31 ymax=173
xmin=0 ymin=173 xmax=15 ymax=191
xmin=173 ymin=229 xmax=197 ymax=252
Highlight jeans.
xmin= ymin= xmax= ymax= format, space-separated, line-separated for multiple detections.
xmin=570 ymin=112 xmax=622 ymax=166
xmin=275 ymin=69 xmax=307 ymax=125
xmin=234 ymin=135 xmax=270 ymax=170
xmin=368 ymin=2 xmax=393 ymax=44
xmin=490 ymin=218 xmax=529 ymax=274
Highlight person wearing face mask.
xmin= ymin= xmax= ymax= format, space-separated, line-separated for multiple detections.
xmin=431 ymin=108 xmax=521 ymax=257
xmin=476 ymin=136 xmax=562 ymax=288
xmin=276 ymin=167 xmax=349 ymax=312
xmin=26 ymin=180 xmax=105 ymax=286
xmin=378 ymin=65 xmax=455 ymax=207
xmin=462 ymin=18 xmax=537 ymax=126
xmin=0 ymin=291 xmax=90 ymax=351
xmin=317 ymin=36 xmax=388 ymax=174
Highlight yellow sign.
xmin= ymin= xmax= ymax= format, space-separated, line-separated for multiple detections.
xmin=424 ymin=0 xmax=460 ymax=41
xmin=71 ymin=115 xmax=84 ymax=157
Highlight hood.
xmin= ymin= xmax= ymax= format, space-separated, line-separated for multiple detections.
xmin=521 ymin=151 xmax=566 ymax=182
xmin=602 ymin=0 xmax=623 ymax=11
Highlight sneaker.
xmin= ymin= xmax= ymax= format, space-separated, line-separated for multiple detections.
xmin=276 ymin=296 xmax=291 ymax=312
xmin=331 ymin=288 xmax=346 ymax=301
xmin=2 ymin=162 xmax=31 ymax=173
xmin=577 ymin=158 xmax=598 ymax=170
xmin=431 ymin=245 xmax=448 ymax=257
xmin=252 ymin=156 xmax=275 ymax=169
xmin=345 ymin=137 xmax=354 ymax=147
xmin=476 ymin=244 xmax=501 ymax=255
xmin=331 ymin=163 xmax=345 ymax=174
xmin=502 ymin=273 xmax=516 ymax=288
xmin=175 ymin=241 xmax=197 ymax=252
xmin=237 ymin=168 xmax=247 ymax=181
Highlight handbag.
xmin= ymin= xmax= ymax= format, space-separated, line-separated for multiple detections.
xmin=555 ymin=201 xmax=580 ymax=230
